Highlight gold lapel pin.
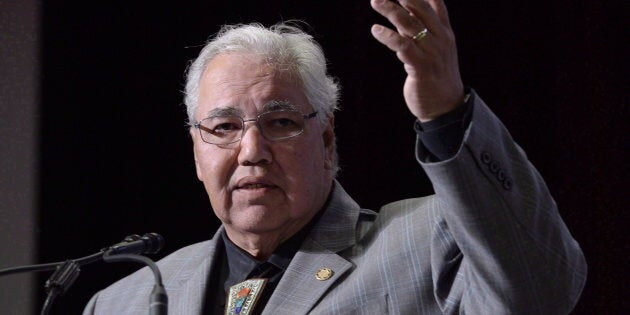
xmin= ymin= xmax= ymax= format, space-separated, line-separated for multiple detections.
xmin=315 ymin=268 xmax=333 ymax=281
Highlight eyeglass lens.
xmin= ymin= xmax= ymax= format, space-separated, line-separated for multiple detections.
xmin=198 ymin=110 xmax=307 ymax=144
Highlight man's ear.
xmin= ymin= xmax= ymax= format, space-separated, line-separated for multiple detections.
xmin=322 ymin=115 xmax=336 ymax=171
xmin=190 ymin=129 xmax=204 ymax=181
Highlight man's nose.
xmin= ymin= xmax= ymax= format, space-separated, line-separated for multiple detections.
xmin=237 ymin=123 xmax=273 ymax=166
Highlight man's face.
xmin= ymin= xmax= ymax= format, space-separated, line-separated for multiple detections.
xmin=191 ymin=52 xmax=335 ymax=242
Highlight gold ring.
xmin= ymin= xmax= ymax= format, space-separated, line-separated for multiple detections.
xmin=412 ymin=28 xmax=428 ymax=41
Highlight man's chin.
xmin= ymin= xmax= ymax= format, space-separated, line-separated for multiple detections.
xmin=229 ymin=205 xmax=281 ymax=228
xmin=229 ymin=219 xmax=287 ymax=237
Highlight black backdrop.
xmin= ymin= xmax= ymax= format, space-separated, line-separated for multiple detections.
xmin=38 ymin=1 xmax=626 ymax=314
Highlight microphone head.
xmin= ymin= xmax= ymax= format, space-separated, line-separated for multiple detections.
xmin=107 ymin=233 xmax=165 ymax=255
xmin=140 ymin=233 xmax=164 ymax=255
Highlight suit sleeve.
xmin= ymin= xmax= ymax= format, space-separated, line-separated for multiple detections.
xmin=417 ymin=90 xmax=587 ymax=314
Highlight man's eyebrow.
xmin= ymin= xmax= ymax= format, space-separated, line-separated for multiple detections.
xmin=262 ymin=100 xmax=298 ymax=112
xmin=204 ymin=107 xmax=243 ymax=118
xmin=201 ymin=101 xmax=297 ymax=119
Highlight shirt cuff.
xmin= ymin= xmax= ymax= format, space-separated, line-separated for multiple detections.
xmin=414 ymin=89 xmax=474 ymax=161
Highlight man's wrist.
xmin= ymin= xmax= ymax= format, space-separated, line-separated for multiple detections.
xmin=414 ymin=88 xmax=474 ymax=161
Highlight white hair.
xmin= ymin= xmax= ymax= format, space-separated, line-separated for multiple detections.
xmin=184 ymin=22 xmax=340 ymax=125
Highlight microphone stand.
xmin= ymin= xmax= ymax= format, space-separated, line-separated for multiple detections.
xmin=41 ymin=260 xmax=82 ymax=315
xmin=0 ymin=252 xmax=106 ymax=315
xmin=0 ymin=233 xmax=168 ymax=315
xmin=0 ymin=251 xmax=104 ymax=315
xmin=0 ymin=251 xmax=103 ymax=277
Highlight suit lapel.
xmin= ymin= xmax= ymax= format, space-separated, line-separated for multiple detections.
xmin=262 ymin=181 xmax=362 ymax=314
xmin=262 ymin=241 xmax=353 ymax=314
xmin=168 ymin=227 xmax=225 ymax=315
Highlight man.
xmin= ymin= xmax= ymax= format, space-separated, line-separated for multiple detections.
xmin=85 ymin=0 xmax=587 ymax=314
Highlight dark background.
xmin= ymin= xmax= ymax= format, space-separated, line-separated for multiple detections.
xmin=37 ymin=0 xmax=626 ymax=314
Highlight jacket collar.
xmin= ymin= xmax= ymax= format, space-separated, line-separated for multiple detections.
xmin=165 ymin=226 xmax=224 ymax=314
xmin=262 ymin=180 xmax=362 ymax=314
xmin=307 ymin=180 xmax=362 ymax=252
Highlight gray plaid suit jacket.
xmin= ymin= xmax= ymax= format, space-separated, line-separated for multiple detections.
xmin=84 ymin=92 xmax=587 ymax=314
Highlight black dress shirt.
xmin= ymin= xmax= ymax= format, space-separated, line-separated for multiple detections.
xmin=204 ymin=212 xmax=322 ymax=315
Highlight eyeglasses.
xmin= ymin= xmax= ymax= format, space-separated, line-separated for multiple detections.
xmin=193 ymin=110 xmax=318 ymax=145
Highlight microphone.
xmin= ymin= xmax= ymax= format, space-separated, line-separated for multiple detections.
xmin=0 ymin=232 xmax=167 ymax=315
xmin=101 ymin=233 xmax=169 ymax=315
xmin=105 ymin=233 xmax=164 ymax=255
xmin=103 ymin=233 xmax=168 ymax=315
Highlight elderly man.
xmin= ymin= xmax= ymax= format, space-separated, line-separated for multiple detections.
xmin=84 ymin=0 xmax=586 ymax=314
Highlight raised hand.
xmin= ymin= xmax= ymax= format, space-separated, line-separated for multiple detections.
xmin=370 ymin=0 xmax=465 ymax=122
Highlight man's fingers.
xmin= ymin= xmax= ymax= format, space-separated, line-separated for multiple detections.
xmin=397 ymin=0 xmax=450 ymax=36
xmin=370 ymin=0 xmax=426 ymax=38
xmin=371 ymin=24 xmax=423 ymax=65
xmin=426 ymin=0 xmax=452 ymax=28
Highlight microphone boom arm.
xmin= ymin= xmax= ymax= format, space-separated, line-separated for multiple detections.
xmin=103 ymin=253 xmax=168 ymax=315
